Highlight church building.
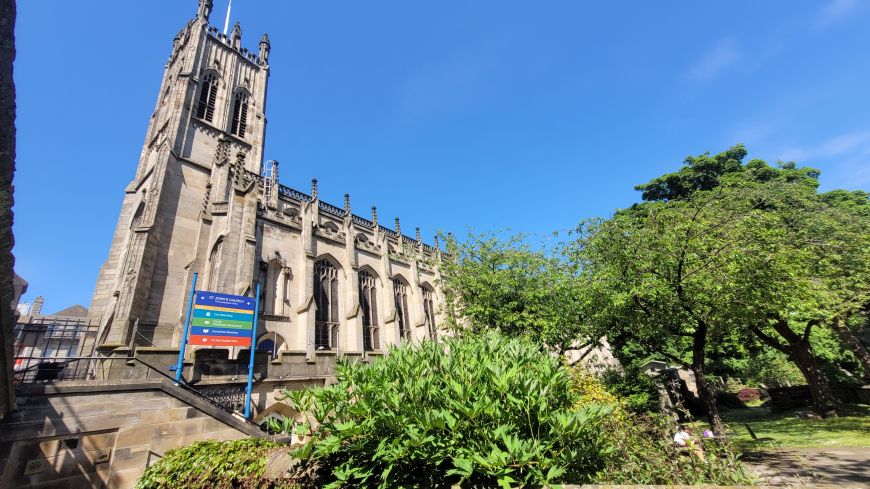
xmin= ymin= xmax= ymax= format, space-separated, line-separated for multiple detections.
xmin=88 ymin=0 xmax=445 ymax=362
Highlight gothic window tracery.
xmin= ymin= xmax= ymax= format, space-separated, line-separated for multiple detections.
xmin=230 ymin=91 xmax=249 ymax=137
xmin=206 ymin=239 xmax=223 ymax=290
xmin=394 ymin=278 xmax=411 ymax=341
xmin=422 ymin=286 xmax=437 ymax=340
xmin=260 ymin=259 xmax=289 ymax=316
xmin=196 ymin=73 xmax=218 ymax=122
xmin=359 ymin=270 xmax=379 ymax=351
xmin=314 ymin=259 xmax=339 ymax=350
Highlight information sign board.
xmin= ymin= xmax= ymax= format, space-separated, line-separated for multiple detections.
xmin=189 ymin=291 xmax=256 ymax=347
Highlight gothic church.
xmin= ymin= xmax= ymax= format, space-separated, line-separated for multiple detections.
xmin=88 ymin=0 xmax=445 ymax=361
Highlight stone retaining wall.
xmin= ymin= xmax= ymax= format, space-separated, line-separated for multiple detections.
xmin=0 ymin=380 xmax=267 ymax=488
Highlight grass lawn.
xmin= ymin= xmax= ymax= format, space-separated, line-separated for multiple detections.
xmin=715 ymin=404 xmax=870 ymax=449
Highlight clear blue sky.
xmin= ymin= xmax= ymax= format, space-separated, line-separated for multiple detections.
xmin=13 ymin=0 xmax=870 ymax=312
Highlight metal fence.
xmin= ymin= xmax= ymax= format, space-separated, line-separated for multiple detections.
xmin=13 ymin=316 xmax=98 ymax=378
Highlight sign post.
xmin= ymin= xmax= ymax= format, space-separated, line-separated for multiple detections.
xmin=244 ymin=283 xmax=261 ymax=419
xmin=175 ymin=272 xmax=198 ymax=383
xmin=184 ymin=287 xmax=258 ymax=416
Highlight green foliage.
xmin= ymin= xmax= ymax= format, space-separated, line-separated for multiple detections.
xmin=598 ymin=365 xmax=662 ymax=414
xmin=136 ymin=439 xmax=291 ymax=489
xmin=579 ymin=145 xmax=869 ymax=414
xmin=439 ymin=231 xmax=591 ymax=353
xmin=285 ymin=333 xmax=614 ymax=488
xmin=280 ymin=334 xmax=752 ymax=487
xmin=597 ymin=414 xmax=753 ymax=485
xmin=722 ymin=348 xmax=805 ymax=387
xmin=634 ymin=144 xmax=748 ymax=201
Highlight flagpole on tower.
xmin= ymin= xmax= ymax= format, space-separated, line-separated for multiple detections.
xmin=223 ymin=0 xmax=232 ymax=35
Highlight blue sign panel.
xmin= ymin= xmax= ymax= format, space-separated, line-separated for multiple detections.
xmin=194 ymin=292 xmax=256 ymax=311
xmin=191 ymin=326 xmax=250 ymax=337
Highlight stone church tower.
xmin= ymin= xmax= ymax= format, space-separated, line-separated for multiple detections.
xmin=90 ymin=0 xmax=271 ymax=347
xmin=91 ymin=1 xmax=444 ymax=360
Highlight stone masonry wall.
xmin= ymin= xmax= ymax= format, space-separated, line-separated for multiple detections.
xmin=0 ymin=381 xmax=260 ymax=489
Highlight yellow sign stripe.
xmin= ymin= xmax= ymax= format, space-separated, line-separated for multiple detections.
xmin=194 ymin=304 xmax=253 ymax=314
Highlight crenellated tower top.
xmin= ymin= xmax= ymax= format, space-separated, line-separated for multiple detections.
xmin=197 ymin=0 xmax=213 ymax=21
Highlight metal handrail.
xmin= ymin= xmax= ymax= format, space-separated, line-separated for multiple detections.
xmin=13 ymin=355 xmax=265 ymax=428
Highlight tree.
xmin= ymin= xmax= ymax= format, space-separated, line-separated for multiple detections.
xmin=816 ymin=190 xmax=870 ymax=381
xmin=439 ymin=232 xmax=594 ymax=355
xmin=574 ymin=190 xmax=754 ymax=434
xmin=707 ymin=164 xmax=868 ymax=414
xmin=634 ymin=144 xmax=747 ymax=202
xmin=635 ymin=147 xmax=867 ymax=414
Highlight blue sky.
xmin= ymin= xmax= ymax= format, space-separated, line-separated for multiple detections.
xmin=13 ymin=0 xmax=870 ymax=312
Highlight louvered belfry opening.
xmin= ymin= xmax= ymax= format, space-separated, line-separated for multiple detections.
xmin=422 ymin=287 xmax=437 ymax=340
xmin=314 ymin=259 xmax=339 ymax=350
xmin=394 ymin=278 xmax=411 ymax=341
xmin=196 ymin=73 xmax=218 ymax=122
xmin=230 ymin=92 xmax=248 ymax=137
xmin=359 ymin=270 xmax=379 ymax=351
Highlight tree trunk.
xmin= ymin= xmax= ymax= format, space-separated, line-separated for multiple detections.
xmin=0 ymin=0 xmax=16 ymax=420
xmin=831 ymin=318 xmax=870 ymax=383
xmin=692 ymin=364 xmax=724 ymax=434
xmin=790 ymin=342 xmax=838 ymax=417
xmin=692 ymin=321 xmax=724 ymax=434
xmin=769 ymin=319 xmax=838 ymax=417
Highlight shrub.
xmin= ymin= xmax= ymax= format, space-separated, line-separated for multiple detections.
xmin=136 ymin=439 xmax=293 ymax=489
xmin=596 ymin=413 xmax=753 ymax=485
xmin=715 ymin=390 xmax=746 ymax=409
xmin=571 ymin=369 xmax=754 ymax=485
xmin=598 ymin=364 xmax=662 ymax=413
xmin=286 ymin=333 xmax=614 ymax=488
xmin=737 ymin=387 xmax=761 ymax=402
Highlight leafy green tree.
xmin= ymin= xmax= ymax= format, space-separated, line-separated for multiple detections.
xmin=439 ymin=232 xmax=593 ymax=354
xmin=816 ymin=189 xmax=870 ymax=381
xmin=634 ymin=144 xmax=747 ymax=201
xmin=717 ymin=168 xmax=869 ymax=413
xmin=573 ymin=189 xmax=753 ymax=433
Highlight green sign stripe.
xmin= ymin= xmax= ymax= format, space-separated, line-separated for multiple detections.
xmin=191 ymin=317 xmax=253 ymax=329
xmin=192 ymin=308 xmax=253 ymax=322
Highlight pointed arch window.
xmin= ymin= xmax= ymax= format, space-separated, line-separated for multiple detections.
xmin=359 ymin=270 xmax=379 ymax=351
xmin=196 ymin=73 xmax=218 ymax=122
xmin=207 ymin=239 xmax=223 ymax=290
xmin=314 ymin=259 xmax=339 ymax=350
xmin=422 ymin=286 xmax=437 ymax=340
xmin=230 ymin=91 xmax=249 ymax=137
xmin=394 ymin=278 xmax=411 ymax=341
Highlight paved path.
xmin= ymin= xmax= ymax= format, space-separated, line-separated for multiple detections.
xmin=742 ymin=447 xmax=870 ymax=487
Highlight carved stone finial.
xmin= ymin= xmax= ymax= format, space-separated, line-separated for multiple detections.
xmin=259 ymin=33 xmax=271 ymax=63
xmin=371 ymin=206 xmax=378 ymax=227
xmin=415 ymin=227 xmax=422 ymax=243
xmin=311 ymin=178 xmax=318 ymax=199
xmin=197 ymin=0 xmax=213 ymax=21
xmin=434 ymin=235 xmax=440 ymax=251
xmin=231 ymin=21 xmax=242 ymax=49
xmin=344 ymin=193 xmax=350 ymax=214
xmin=395 ymin=217 xmax=401 ymax=237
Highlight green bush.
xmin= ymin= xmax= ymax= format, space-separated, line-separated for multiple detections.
xmin=597 ymin=413 xmax=752 ymax=485
xmin=282 ymin=333 xmax=753 ymax=487
xmin=136 ymin=438 xmax=292 ymax=489
xmin=286 ymin=333 xmax=614 ymax=488
xmin=598 ymin=364 xmax=662 ymax=413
